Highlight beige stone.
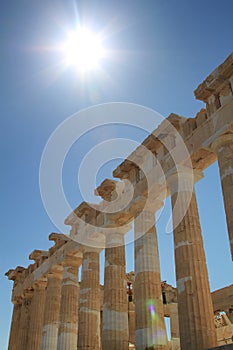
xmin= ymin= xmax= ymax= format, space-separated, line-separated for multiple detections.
xmin=78 ymin=249 xmax=101 ymax=350
xmin=8 ymin=298 xmax=22 ymax=350
xmin=169 ymin=175 xmax=217 ymax=350
xmin=102 ymin=233 xmax=129 ymax=350
xmin=57 ymin=257 xmax=81 ymax=350
xmin=27 ymin=280 xmax=47 ymax=350
xmin=40 ymin=267 xmax=63 ymax=350
xmin=17 ymin=290 xmax=33 ymax=350
xmin=212 ymin=134 xmax=233 ymax=260
xmin=134 ymin=210 xmax=167 ymax=350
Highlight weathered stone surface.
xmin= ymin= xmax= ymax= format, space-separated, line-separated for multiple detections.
xmin=18 ymin=290 xmax=33 ymax=350
xmin=78 ymin=249 xmax=101 ymax=350
xmin=57 ymin=257 xmax=81 ymax=350
xmin=169 ymin=173 xmax=217 ymax=350
xmin=8 ymin=298 xmax=22 ymax=350
xmin=27 ymin=280 xmax=46 ymax=350
xmin=102 ymin=233 xmax=129 ymax=350
xmin=212 ymin=134 xmax=233 ymax=259
xmin=134 ymin=210 xmax=167 ymax=350
xmin=40 ymin=267 xmax=63 ymax=350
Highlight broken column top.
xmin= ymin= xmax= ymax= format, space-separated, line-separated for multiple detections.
xmin=94 ymin=179 xmax=118 ymax=201
xmin=5 ymin=266 xmax=25 ymax=281
xmin=194 ymin=52 xmax=233 ymax=102
xmin=29 ymin=249 xmax=48 ymax=262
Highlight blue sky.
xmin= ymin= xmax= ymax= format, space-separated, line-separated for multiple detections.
xmin=1 ymin=1 xmax=233 ymax=348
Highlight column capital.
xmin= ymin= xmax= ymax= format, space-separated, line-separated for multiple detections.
xmin=166 ymin=167 xmax=203 ymax=195
xmin=47 ymin=266 xmax=63 ymax=279
xmin=33 ymin=279 xmax=47 ymax=290
xmin=62 ymin=255 xmax=82 ymax=268
xmin=80 ymin=245 xmax=102 ymax=254
xmin=211 ymin=133 xmax=233 ymax=151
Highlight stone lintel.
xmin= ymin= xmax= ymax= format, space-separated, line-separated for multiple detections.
xmin=12 ymin=240 xmax=82 ymax=298
xmin=194 ymin=52 xmax=233 ymax=101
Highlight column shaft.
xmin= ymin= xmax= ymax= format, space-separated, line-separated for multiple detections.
xmin=57 ymin=260 xmax=80 ymax=350
xmin=134 ymin=211 xmax=167 ymax=350
xmin=40 ymin=268 xmax=63 ymax=350
xmin=17 ymin=291 xmax=33 ymax=350
xmin=8 ymin=300 xmax=22 ymax=350
xmin=171 ymin=182 xmax=217 ymax=350
xmin=78 ymin=251 xmax=101 ymax=350
xmin=27 ymin=281 xmax=46 ymax=350
xmin=213 ymin=134 xmax=233 ymax=259
xmin=102 ymin=234 xmax=128 ymax=350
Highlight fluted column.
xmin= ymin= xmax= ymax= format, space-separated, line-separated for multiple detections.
xmin=18 ymin=290 xmax=33 ymax=350
xmin=8 ymin=298 xmax=22 ymax=350
xmin=212 ymin=134 xmax=233 ymax=259
xmin=168 ymin=171 xmax=217 ymax=350
xmin=27 ymin=280 xmax=47 ymax=350
xmin=134 ymin=210 xmax=167 ymax=350
xmin=40 ymin=267 xmax=63 ymax=350
xmin=78 ymin=248 xmax=101 ymax=350
xmin=57 ymin=256 xmax=81 ymax=350
xmin=128 ymin=300 xmax=135 ymax=345
xmin=102 ymin=233 xmax=128 ymax=350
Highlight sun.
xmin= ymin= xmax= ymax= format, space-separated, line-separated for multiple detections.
xmin=63 ymin=27 xmax=105 ymax=72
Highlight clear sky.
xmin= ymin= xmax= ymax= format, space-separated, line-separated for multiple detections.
xmin=1 ymin=1 xmax=233 ymax=348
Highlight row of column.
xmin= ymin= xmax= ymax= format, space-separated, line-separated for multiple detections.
xmin=8 ymin=134 xmax=233 ymax=350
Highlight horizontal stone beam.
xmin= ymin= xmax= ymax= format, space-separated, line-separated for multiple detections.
xmin=11 ymin=240 xmax=82 ymax=298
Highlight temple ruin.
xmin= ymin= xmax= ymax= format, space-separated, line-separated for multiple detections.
xmin=5 ymin=52 xmax=233 ymax=350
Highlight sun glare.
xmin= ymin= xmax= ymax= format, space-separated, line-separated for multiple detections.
xmin=63 ymin=28 xmax=105 ymax=72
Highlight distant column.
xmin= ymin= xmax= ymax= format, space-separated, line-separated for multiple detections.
xmin=168 ymin=171 xmax=217 ymax=350
xmin=78 ymin=248 xmax=101 ymax=350
xmin=102 ymin=233 xmax=128 ymax=350
xmin=40 ymin=267 xmax=63 ymax=350
xmin=18 ymin=290 xmax=33 ymax=350
xmin=8 ymin=298 xmax=22 ymax=350
xmin=134 ymin=209 xmax=167 ymax=350
xmin=212 ymin=134 xmax=233 ymax=259
xmin=27 ymin=280 xmax=47 ymax=350
xmin=57 ymin=256 xmax=81 ymax=350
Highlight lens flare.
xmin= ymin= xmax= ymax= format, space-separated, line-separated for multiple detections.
xmin=63 ymin=27 xmax=106 ymax=72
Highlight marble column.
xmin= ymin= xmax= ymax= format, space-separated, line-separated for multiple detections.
xmin=57 ymin=257 xmax=81 ymax=350
xmin=102 ymin=233 xmax=128 ymax=350
xmin=8 ymin=298 xmax=22 ymax=350
xmin=40 ymin=267 xmax=63 ymax=350
xmin=27 ymin=280 xmax=47 ymax=350
xmin=18 ymin=290 xmax=33 ymax=350
xmin=212 ymin=134 xmax=233 ymax=259
xmin=134 ymin=210 xmax=167 ymax=350
xmin=169 ymin=171 xmax=217 ymax=350
xmin=78 ymin=249 xmax=101 ymax=350
xmin=128 ymin=300 xmax=135 ymax=345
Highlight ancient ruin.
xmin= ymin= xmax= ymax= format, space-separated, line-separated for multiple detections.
xmin=6 ymin=52 xmax=233 ymax=350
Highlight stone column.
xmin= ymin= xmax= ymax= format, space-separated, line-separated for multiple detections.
xmin=17 ymin=290 xmax=33 ymax=350
xmin=128 ymin=300 xmax=135 ymax=345
xmin=8 ymin=298 xmax=22 ymax=350
xmin=212 ymin=134 xmax=233 ymax=259
xmin=168 ymin=171 xmax=217 ymax=350
xmin=27 ymin=280 xmax=47 ymax=350
xmin=40 ymin=267 xmax=63 ymax=350
xmin=57 ymin=256 xmax=81 ymax=350
xmin=134 ymin=210 xmax=167 ymax=350
xmin=78 ymin=248 xmax=101 ymax=350
xmin=102 ymin=232 xmax=128 ymax=350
